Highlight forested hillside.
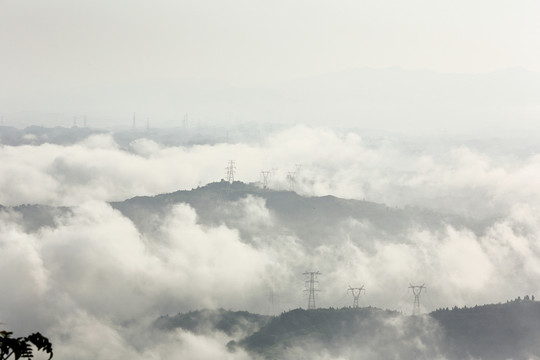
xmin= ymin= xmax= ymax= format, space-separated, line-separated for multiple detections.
xmin=154 ymin=309 xmax=270 ymax=338
xmin=111 ymin=180 xmax=488 ymax=244
xmin=431 ymin=298 xmax=540 ymax=360
xmin=220 ymin=300 xmax=540 ymax=360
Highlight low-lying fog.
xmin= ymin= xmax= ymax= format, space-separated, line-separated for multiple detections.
xmin=1 ymin=125 xmax=539 ymax=359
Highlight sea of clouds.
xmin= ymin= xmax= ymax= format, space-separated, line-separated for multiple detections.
xmin=1 ymin=125 xmax=539 ymax=359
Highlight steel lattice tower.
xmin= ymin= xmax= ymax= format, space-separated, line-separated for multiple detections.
xmin=225 ymin=160 xmax=236 ymax=183
xmin=287 ymin=172 xmax=296 ymax=191
xmin=409 ymin=284 xmax=426 ymax=315
xmin=303 ymin=271 xmax=321 ymax=310
xmin=348 ymin=286 xmax=365 ymax=308
xmin=261 ymin=171 xmax=271 ymax=189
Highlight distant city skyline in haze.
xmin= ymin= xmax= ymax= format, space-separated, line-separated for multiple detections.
xmin=1 ymin=0 xmax=539 ymax=133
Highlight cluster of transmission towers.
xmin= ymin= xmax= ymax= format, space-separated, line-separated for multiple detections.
xmin=303 ymin=271 xmax=427 ymax=315
xmin=223 ymin=160 xmax=303 ymax=192
xmin=221 ymin=162 xmax=427 ymax=315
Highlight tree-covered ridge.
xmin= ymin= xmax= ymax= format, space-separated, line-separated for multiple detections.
xmin=153 ymin=308 xmax=270 ymax=337
xmin=233 ymin=307 xmax=444 ymax=360
xmin=220 ymin=300 xmax=540 ymax=359
xmin=111 ymin=180 xmax=488 ymax=241
xmin=430 ymin=298 xmax=540 ymax=360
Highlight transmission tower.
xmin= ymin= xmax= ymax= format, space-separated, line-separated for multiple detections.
xmin=303 ymin=271 xmax=321 ymax=310
xmin=348 ymin=286 xmax=365 ymax=308
xmin=287 ymin=172 xmax=296 ymax=191
xmin=225 ymin=160 xmax=236 ymax=183
xmin=183 ymin=113 xmax=188 ymax=128
xmin=268 ymin=288 xmax=275 ymax=315
xmin=409 ymin=284 xmax=426 ymax=315
xmin=261 ymin=171 xmax=271 ymax=189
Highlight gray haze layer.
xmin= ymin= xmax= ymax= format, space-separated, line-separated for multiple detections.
xmin=2 ymin=68 xmax=540 ymax=137
xmin=1 ymin=1 xmax=540 ymax=134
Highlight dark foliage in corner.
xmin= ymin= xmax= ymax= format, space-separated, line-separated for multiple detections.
xmin=0 ymin=331 xmax=53 ymax=360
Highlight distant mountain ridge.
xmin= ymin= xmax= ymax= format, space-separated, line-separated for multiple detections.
xmin=111 ymin=180 xmax=491 ymax=244
xmin=0 ymin=180 xmax=491 ymax=240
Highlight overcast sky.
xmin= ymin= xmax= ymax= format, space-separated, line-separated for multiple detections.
xmin=1 ymin=0 xmax=539 ymax=129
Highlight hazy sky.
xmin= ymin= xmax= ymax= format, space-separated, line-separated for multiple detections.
xmin=2 ymin=0 xmax=539 ymax=88
xmin=1 ymin=0 xmax=539 ymax=130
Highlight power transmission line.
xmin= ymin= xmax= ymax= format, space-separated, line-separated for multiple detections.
xmin=303 ymin=271 xmax=321 ymax=310
xmin=409 ymin=284 xmax=426 ymax=315
xmin=287 ymin=172 xmax=296 ymax=191
xmin=268 ymin=288 xmax=275 ymax=315
xmin=261 ymin=171 xmax=271 ymax=189
xmin=225 ymin=160 xmax=236 ymax=183
xmin=348 ymin=286 xmax=365 ymax=308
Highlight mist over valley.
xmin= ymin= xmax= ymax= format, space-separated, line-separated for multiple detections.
xmin=1 ymin=125 xmax=540 ymax=359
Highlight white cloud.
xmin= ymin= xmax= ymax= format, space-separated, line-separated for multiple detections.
xmin=2 ymin=126 xmax=540 ymax=358
xmin=2 ymin=126 xmax=540 ymax=222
